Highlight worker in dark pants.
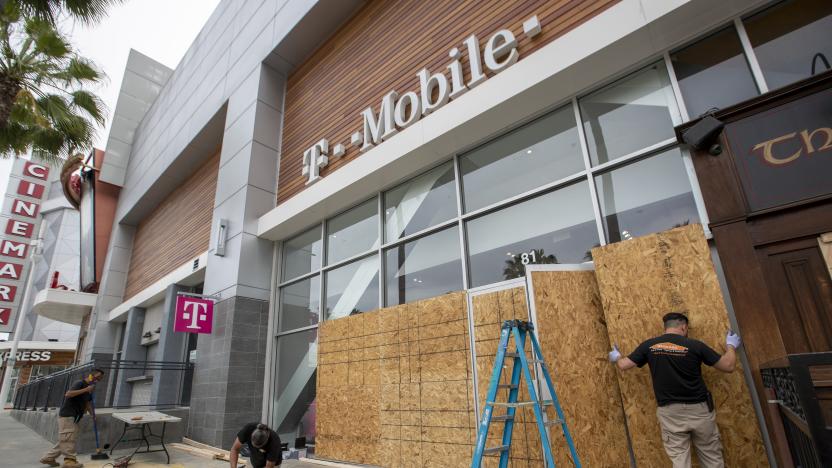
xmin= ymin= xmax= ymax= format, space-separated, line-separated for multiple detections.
xmin=230 ymin=423 xmax=282 ymax=468
xmin=608 ymin=312 xmax=741 ymax=468
xmin=40 ymin=369 xmax=105 ymax=468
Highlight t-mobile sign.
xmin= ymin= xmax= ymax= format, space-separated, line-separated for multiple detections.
xmin=174 ymin=296 xmax=214 ymax=334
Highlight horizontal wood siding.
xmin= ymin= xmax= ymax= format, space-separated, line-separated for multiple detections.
xmin=277 ymin=0 xmax=619 ymax=204
xmin=123 ymin=152 xmax=220 ymax=300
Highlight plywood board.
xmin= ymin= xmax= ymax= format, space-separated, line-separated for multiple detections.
xmin=471 ymin=286 xmax=545 ymax=466
xmin=317 ymin=292 xmax=475 ymax=467
xmin=528 ymin=269 xmax=630 ymax=467
xmin=592 ymin=224 xmax=768 ymax=467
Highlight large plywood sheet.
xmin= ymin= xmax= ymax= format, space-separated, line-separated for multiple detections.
xmin=592 ymin=224 xmax=768 ymax=467
xmin=471 ymin=287 xmax=546 ymax=467
xmin=529 ymin=269 xmax=630 ymax=467
xmin=317 ymin=291 xmax=475 ymax=468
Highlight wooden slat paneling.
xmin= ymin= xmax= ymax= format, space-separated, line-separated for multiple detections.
xmin=277 ymin=0 xmax=619 ymax=204
xmin=123 ymin=152 xmax=220 ymax=300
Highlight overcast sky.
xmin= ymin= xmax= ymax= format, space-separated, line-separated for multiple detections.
xmin=0 ymin=0 xmax=221 ymax=199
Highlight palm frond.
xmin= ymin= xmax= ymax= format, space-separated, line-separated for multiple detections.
xmin=70 ymin=89 xmax=104 ymax=124
xmin=0 ymin=2 xmax=108 ymax=159
xmin=61 ymin=57 xmax=100 ymax=84
xmin=25 ymin=17 xmax=69 ymax=57
xmin=14 ymin=0 xmax=125 ymax=26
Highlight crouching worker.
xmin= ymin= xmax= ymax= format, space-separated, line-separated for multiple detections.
xmin=230 ymin=423 xmax=282 ymax=468
xmin=40 ymin=368 xmax=105 ymax=468
xmin=608 ymin=312 xmax=741 ymax=468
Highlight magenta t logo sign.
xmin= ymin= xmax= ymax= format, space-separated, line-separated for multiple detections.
xmin=174 ymin=296 xmax=213 ymax=334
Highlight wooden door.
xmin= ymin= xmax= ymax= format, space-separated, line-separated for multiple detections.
xmin=761 ymin=237 xmax=832 ymax=354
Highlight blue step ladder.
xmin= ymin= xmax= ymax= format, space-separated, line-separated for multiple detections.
xmin=471 ymin=320 xmax=580 ymax=468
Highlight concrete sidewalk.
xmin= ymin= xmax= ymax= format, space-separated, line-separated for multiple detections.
xmin=0 ymin=410 xmax=324 ymax=468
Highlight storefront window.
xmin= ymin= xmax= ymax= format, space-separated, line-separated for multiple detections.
xmin=324 ymin=255 xmax=379 ymax=320
xmin=744 ymin=0 xmax=832 ymax=91
xmin=466 ymin=181 xmax=599 ymax=287
xmin=385 ymin=226 xmax=462 ymax=305
xmin=282 ymin=227 xmax=322 ymax=280
xmin=384 ymin=162 xmax=456 ymax=241
xmin=278 ymin=276 xmax=320 ymax=332
xmin=273 ymin=329 xmax=317 ymax=444
xmin=5 ymin=367 xmax=19 ymax=405
xmin=326 ymin=198 xmax=378 ymax=265
xmin=671 ymin=27 xmax=759 ymax=118
xmin=460 ymin=107 xmax=583 ymax=212
xmin=594 ymin=148 xmax=700 ymax=243
xmin=580 ymin=64 xmax=679 ymax=166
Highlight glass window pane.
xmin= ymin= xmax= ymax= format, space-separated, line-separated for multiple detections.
xmin=282 ymin=227 xmax=322 ymax=280
xmin=273 ymin=329 xmax=317 ymax=444
xmin=384 ymin=162 xmax=456 ymax=242
xmin=466 ymin=181 xmax=599 ymax=287
xmin=385 ymin=226 xmax=462 ymax=305
xmin=745 ymin=0 xmax=832 ymax=90
xmin=580 ymin=64 xmax=678 ymax=166
xmin=460 ymin=107 xmax=583 ymax=212
xmin=278 ymin=276 xmax=320 ymax=332
xmin=325 ymin=255 xmax=379 ymax=320
xmin=326 ymin=198 xmax=379 ymax=265
xmin=671 ymin=27 xmax=759 ymax=118
xmin=594 ymin=147 xmax=700 ymax=243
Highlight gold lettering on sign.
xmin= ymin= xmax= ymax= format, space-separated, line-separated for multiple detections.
xmin=753 ymin=132 xmax=801 ymax=165
xmin=800 ymin=127 xmax=832 ymax=154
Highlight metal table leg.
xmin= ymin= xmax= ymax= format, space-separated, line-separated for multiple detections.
xmin=109 ymin=422 xmax=128 ymax=455
xmin=160 ymin=422 xmax=169 ymax=464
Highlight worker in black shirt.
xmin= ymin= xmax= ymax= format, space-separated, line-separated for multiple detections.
xmin=608 ymin=312 xmax=741 ymax=468
xmin=39 ymin=368 xmax=105 ymax=468
xmin=230 ymin=423 xmax=282 ymax=468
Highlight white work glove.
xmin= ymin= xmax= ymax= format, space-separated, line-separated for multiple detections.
xmin=726 ymin=330 xmax=741 ymax=349
xmin=608 ymin=344 xmax=622 ymax=363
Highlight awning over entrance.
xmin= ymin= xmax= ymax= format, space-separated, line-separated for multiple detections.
xmin=31 ymin=289 xmax=97 ymax=325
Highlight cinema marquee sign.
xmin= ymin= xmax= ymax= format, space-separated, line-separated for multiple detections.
xmin=301 ymin=15 xmax=543 ymax=184
xmin=0 ymin=160 xmax=49 ymax=333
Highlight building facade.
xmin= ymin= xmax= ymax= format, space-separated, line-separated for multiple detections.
xmin=66 ymin=0 xmax=831 ymax=465
xmin=0 ymin=157 xmax=82 ymax=405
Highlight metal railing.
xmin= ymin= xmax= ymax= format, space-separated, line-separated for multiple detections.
xmin=12 ymin=359 xmax=193 ymax=411
xmin=761 ymin=352 xmax=832 ymax=468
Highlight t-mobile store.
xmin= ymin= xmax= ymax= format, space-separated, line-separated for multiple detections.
xmin=255 ymin=0 xmax=832 ymax=466
xmin=15 ymin=0 xmax=827 ymax=465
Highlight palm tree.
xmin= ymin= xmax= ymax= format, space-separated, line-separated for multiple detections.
xmin=0 ymin=4 xmax=105 ymax=163
xmin=8 ymin=0 xmax=124 ymax=25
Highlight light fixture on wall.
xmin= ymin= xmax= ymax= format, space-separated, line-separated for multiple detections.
xmin=215 ymin=218 xmax=228 ymax=256
xmin=682 ymin=114 xmax=724 ymax=156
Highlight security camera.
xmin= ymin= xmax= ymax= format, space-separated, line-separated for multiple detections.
xmin=682 ymin=115 xmax=724 ymax=155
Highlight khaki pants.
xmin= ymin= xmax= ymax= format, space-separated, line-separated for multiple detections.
xmin=656 ymin=402 xmax=724 ymax=468
xmin=44 ymin=416 xmax=79 ymax=461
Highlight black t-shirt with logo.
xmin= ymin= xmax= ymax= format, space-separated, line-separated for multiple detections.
xmin=58 ymin=380 xmax=91 ymax=421
xmin=628 ymin=333 xmax=722 ymax=406
xmin=237 ymin=422 xmax=282 ymax=467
